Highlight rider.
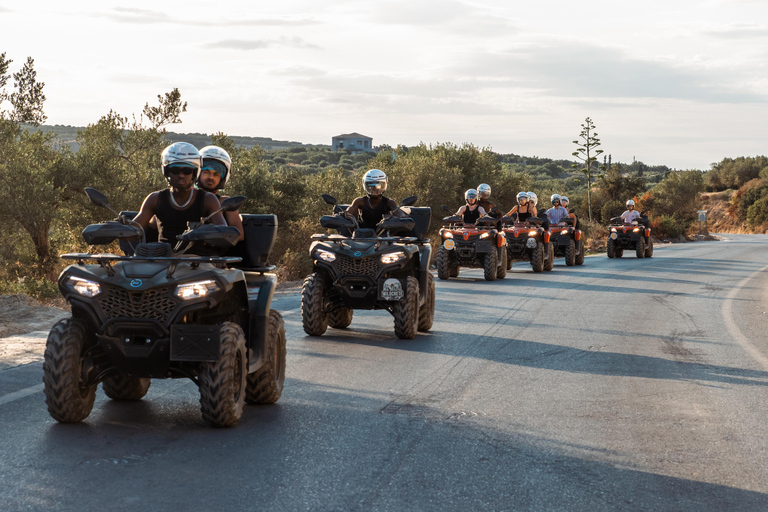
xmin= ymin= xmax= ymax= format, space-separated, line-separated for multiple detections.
xmin=621 ymin=199 xmax=641 ymax=224
xmin=545 ymin=194 xmax=570 ymax=225
xmin=346 ymin=169 xmax=401 ymax=229
xmin=505 ymin=191 xmax=537 ymax=222
xmin=134 ymin=142 xmax=226 ymax=246
xmin=560 ymin=196 xmax=580 ymax=229
xmin=197 ymin=145 xmax=244 ymax=241
xmin=455 ymin=189 xmax=486 ymax=224
xmin=477 ymin=183 xmax=501 ymax=219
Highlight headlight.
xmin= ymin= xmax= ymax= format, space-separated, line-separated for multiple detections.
xmin=314 ymin=249 xmax=336 ymax=262
xmin=610 ymin=228 xmax=616 ymax=232
xmin=67 ymin=276 xmax=101 ymax=297
xmin=443 ymin=231 xmax=453 ymax=239
xmin=381 ymin=251 xmax=406 ymax=264
xmin=561 ymin=229 xmax=568 ymax=235
xmin=528 ymin=230 xmax=538 ymax=237
xmin=633 ymin=228 xmax=640 ymax=232
xmin=174 ymin=280 xmax=220 ymax=300
xmin=480 ymin=232 xmax=490 ymax=239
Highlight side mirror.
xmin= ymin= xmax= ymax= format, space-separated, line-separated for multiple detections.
xmin=400 ymin=195 xmax=417 ymax=207
xmin=85 ymin=187 xmax=110 ymax=208
xmin=441 ymin=205 xmax=450 ymax=212
xmin=220 ymin=195 xmax=247 ymax=212
xmin=322 ymin=194 xmax=338 ymax=206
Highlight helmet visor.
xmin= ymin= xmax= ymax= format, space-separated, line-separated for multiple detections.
xmin=202 ymin=159 xmax=229 ymax=180
xmin=365 ymin=181 xmax=386 ymax=195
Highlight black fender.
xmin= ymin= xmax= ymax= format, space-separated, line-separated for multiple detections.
xmin=243 ymin=272 xmax=276 ymax=373
xmin=417 ymin=244 xmax=432 ymax=304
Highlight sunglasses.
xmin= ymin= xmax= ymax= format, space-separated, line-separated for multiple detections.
xmin=168 ymin=167 xmax=194 ymax=176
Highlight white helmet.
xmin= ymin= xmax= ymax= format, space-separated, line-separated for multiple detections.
xmin=551 ymin=193 xmax=561 ymax=205
xmin=199 ymin=145 xmax=232 ymax=189
xmin=560 ymin=196 xmax=569 ymax=206
xmin=161 ymin=142 xmax=202 ymax=180
xmin=626 ymin=199 xmax=635 ymax=208
xmin=516 ymin=191 xmax=528 ymax=205
xmin=527 ymin=192 xmax=538 ymax=206
xmin=465 ymin=188 xmax=478 ymax=205
xmin=363 ymin=169 xmax=387 ymax=196
xmin=478 ymin=183 xmax=491 ymax=200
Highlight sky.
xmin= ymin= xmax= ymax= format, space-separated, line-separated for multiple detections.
xmin=2 ymin=0 xmax=767 ymax=169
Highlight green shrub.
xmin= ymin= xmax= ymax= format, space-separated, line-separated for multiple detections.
xmin=651 ymin=214 xmax=690 ymax=239
xmin=747 ymin=195 xmax=768 ymax=229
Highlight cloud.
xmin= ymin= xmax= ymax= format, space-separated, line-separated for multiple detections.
xmin=97 ymin=8 xmax=318 ymax=27
xmin=367 ymin=0 xmax=515 ymax=36
xmin=102 ymin=7 xmax=171 ymax=24
xmin=203 ymin=37 xmax=320 ymax=50
xmin=702 ymin=22 xmax=768 ymax=39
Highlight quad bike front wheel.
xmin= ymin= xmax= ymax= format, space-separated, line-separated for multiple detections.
xmin=102 ymin=373 xmax=150 ymax=401
xmin=530 ymin=242 xmax=544 ymax=272
xmin=43 ymin=318 xmax=97 ymax=423
xmin=645 ymin=238 xmax=653 ymax=258
xmin=418 ymin=272 xmax=435 ymax=332
xmin=635 ymin=237 xmax=646 ymax=258
xmin=450 ymin=265 xmax=460 ymax=277
xmin=565 ymin=239 xmax=576 ymax=266
xmin=575 ymin=239 xmax=585 ymax=265
xmin=607 ymin=238 xmax=615 ymax=258
xmin=199 ymin=322 xmax=247 ymax=428
xmin=436 ymin=246 xmax=451 ymax=280
xmin=544 ymin=243 xmax=554 ymax=271
xmin=301 ymin=272 xmax=328 ymax=336
xmin=496 ymin=248 xmax=507 ymax=279
xmin=483 ymin=249 xmax=498 ymax=281
xmin=506 ymin=251 xmax=513 ymax=270
xmin=246 ymin=310 xmax=286 ymax=404
xmin=329 ymin=307 xmax=353 ymax=329
xmin=394 ymin=276 xmax=419 ymax=339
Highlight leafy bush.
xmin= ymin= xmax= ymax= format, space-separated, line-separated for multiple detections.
xmin=746 ymin=195 xmax=768 ymax=230
xmin=651 ymin=214 xmax=690 ymax=239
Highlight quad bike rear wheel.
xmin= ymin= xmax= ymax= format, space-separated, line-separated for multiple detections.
xmin=635 ymin=237 xmax=646 ymax=258
xmin=418 ymin=272 xmax=435 ymax=332
xmin=483 ymin=249 xmax=498 ymax=281
xmin=530 ymin=242 xmax=544 ymax=272
xmin=496 ymin=248 xmax=507 ymax=279
xmin=644 ymin=238 xmax=653 ymax=258
xmin=544 ymin=243 xmax=554 ymax=271
xmin=43 ymin=318 xmax=97 ymax=423
xmin=615 ymin=248 xmax=623 ymax=258
xmin=328 ymin=307 xmax=353 ymax=329
xmin=575 ymin=239 xmax=585 ymax=265
xmin=394 ymin=276 xmax=419 ymax=339
xmin=102 ymin=373 xmax=150 ymax=401
xmin=245 ymin=310 xmax=286 ymax=404
xmin=607 ymin=238 xmax=615 ymax=258
xmin=301 ymin=272 xmax=328 ymax=336
xmin=450 ymin=265 xmax=460 ymax=277
xmin=565 ymin=239 xmax=576 ymax=266
xmin=199 ymin=322 xmax=247 ymax=428
xmin=506 ymin=251 xmax=513 ymax=270
xmin=436 ymin=246 xmax=451 ymax=280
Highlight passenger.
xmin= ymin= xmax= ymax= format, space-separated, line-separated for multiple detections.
xmin=134 ymin=142 xmax=226 ymax=246
xmin=545 ymin=194 xmax=570 ymax=225
xmin=477 ymin=183 xmax=501 ymax=219
xmin=197 ymin=145 xmax=244 ymax=241
xmin=560 ymin=196 xmax=580 ymax=229
xmin=346 ymin=169 xmax=401 ymax=229
xmin=621 ymin=199 xmax=641 ymax=224
xmin=505 ymin=191 xmax=537 ymax=222
xmin=455 ymin=189 xmax=486 ymax=224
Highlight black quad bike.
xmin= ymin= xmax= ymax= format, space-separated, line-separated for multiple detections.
xmin=607 ymin=214 xmax=653 ymax=259
xmin=546 ymin=217 xmax=585 ymax=266
xmin=501 ymin=215 xmax=554 ymax=273
xmin=436 ymin=207 xmax=507 ymax=281
xmin=301 ymin=194 xmax=434 ymax=340
xmin=43 ymin=188 xmax=286 ymax=428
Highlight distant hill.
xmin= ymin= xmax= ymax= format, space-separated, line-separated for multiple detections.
xmin=22 ymin=124 xmax=329 ymax=152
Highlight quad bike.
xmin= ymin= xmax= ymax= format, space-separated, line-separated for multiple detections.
xmin=301 ymin=194 xmax=434 ymax=340
xmin=546 ymin=217 xmax=585 ymax=266
xmin=607 ymin=214 xmax=653 ymax=259
xmin=501 ymin=215 xmax=554 ymax=273
xmin=43 ymin=188 xmax=286 ymax=428
xmin=436 ymin=207 xmax=507 ymax=281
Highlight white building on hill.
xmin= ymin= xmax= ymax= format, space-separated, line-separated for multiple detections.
xmin=332 ymin=132 xmax=374 ymax=153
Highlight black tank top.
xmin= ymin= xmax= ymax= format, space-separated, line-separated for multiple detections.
xmin=463 ymin=206 xmax=481 ymax=224
xmin=155 ymin=189 xmax=209 ymax=244
xmin=360 ymin=196 xmax=392 ymax=229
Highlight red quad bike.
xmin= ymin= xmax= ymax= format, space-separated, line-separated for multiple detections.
xmin=546 ymin=217 xmax=585 ymax=267
xmin=501 ymin=215 xmax=554 ymax=273
xmin=436 ymin=207 xmax=507 ymax=281
xmin=607 ymin=214 xmax=653 ymax=258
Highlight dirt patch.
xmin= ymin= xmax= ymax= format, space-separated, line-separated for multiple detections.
xmin=0 ymin=294 xmax=69 ymax=339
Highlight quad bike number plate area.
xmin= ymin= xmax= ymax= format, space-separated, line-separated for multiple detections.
xmin=610 ymin=233 xmax=618 ymax=239
xmin=380 ymin=278 xmax=404 ymax=301
xmin=443 ymin=239 xmax=455 ymax=250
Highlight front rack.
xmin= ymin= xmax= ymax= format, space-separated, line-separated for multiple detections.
xmin=61 ymin=253 xmax=244 ymax=278
xmin=310 ymin=234 xmax=427 ymax=243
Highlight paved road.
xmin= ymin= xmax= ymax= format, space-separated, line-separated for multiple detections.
xmin=2 ymin=235 xmax=768 ymax=511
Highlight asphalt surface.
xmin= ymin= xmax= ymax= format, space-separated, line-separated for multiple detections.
xmin=2 ymin=234 xmax=768 ymax=511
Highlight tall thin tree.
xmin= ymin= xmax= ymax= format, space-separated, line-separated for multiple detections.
xmin=571 ymin=117 xmax=604 ymax=221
